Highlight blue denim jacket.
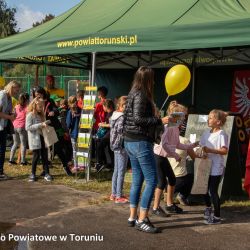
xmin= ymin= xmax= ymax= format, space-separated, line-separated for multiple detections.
xmin=0 ymin=91 xmax=12 ymax=131
xmin=66 ymin=108 xmax=81 ymax=139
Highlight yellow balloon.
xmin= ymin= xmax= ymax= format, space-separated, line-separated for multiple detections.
xmin=165 ymin=64 xmax=191 ymax=96
xmin=0 ymin=76 xmax=5 ymax=88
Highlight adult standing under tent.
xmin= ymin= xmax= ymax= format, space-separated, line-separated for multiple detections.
xmin=45 ymin=75 xmax=65 ymax=99
xmin=124 ymin=66 xmax=168 ymax=233
xmin=0 ymin=81 xmax=20 ymax=179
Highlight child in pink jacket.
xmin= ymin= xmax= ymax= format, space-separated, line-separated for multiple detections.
xmin=152 ymin=103 xmax=198 ymax=216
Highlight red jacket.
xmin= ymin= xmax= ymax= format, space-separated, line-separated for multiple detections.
xmin=93 ymin=101 xmax=107 ymax=131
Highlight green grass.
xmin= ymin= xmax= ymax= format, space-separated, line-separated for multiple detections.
xmin=4 ymin=151 xmax=131 ymax=198
xmin=4 ymin=151 xmax=250 ymax=207
xmin=222 ymin=200 xmax=250 ymax=207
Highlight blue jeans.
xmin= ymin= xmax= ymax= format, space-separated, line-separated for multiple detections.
xmin=71 ymin=138 xmax=77 ymax=168
xmin=112 ymin=149 xmax=128 ymax=198
xmin=124 ymin=141 xmax=157 ymax=210
xmin=10 ymin=128 xmax=28 ymax=163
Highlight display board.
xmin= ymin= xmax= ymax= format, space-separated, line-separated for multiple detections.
xmin=185 ymin=114 xmax=243 ymax=198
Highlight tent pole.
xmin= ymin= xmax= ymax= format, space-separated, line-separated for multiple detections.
xmin=86 ymin=51 xmax=97 ymax=183
xmin=43 ymin=64 xmax=47 ymax=86
xmin=191 ymin=54 xmax=197 ymax=106
xmin=91 ymin=52 xmax=96 ymax=86
xmin=35 ymin=65 xmax=39 ymax=86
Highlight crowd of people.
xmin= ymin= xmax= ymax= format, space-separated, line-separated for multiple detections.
xmin=0 ymin=75 xmax=85 ymax=182
xmin=0 ymin=67 xmax=229 ymax=233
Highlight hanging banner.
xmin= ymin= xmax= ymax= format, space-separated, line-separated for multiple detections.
xmin=231 ymin=71 xmax=250 ymax=130
xmin=230 ymin=70 xmax=250 ymax=163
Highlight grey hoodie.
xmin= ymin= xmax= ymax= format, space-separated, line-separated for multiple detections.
xmin=110 ymin=111 xmax=124 ymax=151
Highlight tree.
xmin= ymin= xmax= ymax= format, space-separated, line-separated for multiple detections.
xmin=32 ymin=14 xmax=55 ymax=27
xmin=0 ymin=0 xmax=18 ymax=38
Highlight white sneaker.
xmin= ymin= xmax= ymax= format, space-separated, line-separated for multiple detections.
xmin=204 ymin=207 xmax=212 ymax=219
xmin=0 ymin=173 xmax=9 ymax=180
xmin=28 ymin=174 xmax=36 ymax=182
xmin=176 ymin=193 xmax=190 ymax=206
xmin=44 ymin=174 xmax=53 ymax=182
xmin=204 ymin=216 xmax=221 ymax=225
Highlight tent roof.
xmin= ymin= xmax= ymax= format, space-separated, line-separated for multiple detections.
xmin=1 ymin=0 xmax=250 ymax=66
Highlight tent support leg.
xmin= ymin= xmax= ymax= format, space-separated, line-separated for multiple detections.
xmin=43 ymin=64 xmax=47 ymax=86
xmin=85 ymin=52 xmax=97 ymax=183
xmin=91 ymin=52 xmax=96 ymax=86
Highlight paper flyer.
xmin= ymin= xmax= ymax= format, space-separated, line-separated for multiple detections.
xmin=189 ymin=134 xmax=197 ymax=143
xmin=78 ymin=133 xmax=91 ymax=148
xmin=77 ymin=156 xmax=88 ymax=168
xmin=80 ymin=114 xmax=93 ymax=129
xmin=83 ymin=95 xmax=96 ymax=110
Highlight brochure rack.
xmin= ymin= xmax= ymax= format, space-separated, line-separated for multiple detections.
xmin=75 ymin=82 xmax=97 ymax=182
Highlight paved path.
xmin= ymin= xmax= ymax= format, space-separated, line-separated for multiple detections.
xmin=0 ymin=180 xmax=250 ymax=250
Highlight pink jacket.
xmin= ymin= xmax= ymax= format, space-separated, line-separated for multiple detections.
xmin=154 ymin=125 xmax=194 ymax=160
xmin=13 ymin=104 xmax=27 ymax=128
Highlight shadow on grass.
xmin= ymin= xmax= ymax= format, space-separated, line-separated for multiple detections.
xmin=88 ymin=170 xmax=113 ymax=182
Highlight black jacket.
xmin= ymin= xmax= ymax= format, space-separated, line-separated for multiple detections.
xmin=44 ymin=99 xmax=64 ymax=136
xmin=123 ymin=90 xmax=162 ymax=142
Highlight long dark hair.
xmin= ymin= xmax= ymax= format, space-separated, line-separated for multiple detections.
xmin=18 ymin=93 xmax=29 ymax=107
xmin=131 ymin=66 xmax=154 ymax=101
xmin=34 ymin=86 xmax=48 ymax=100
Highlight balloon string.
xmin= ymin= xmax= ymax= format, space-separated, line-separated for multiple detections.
xmin=160 ymin=95 xmax=169 ymax=111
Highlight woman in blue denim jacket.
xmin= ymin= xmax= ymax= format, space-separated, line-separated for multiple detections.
xmin=0 ymin=81 xmax=20 ymax=179
xmin=123 ymin=66 xmax=168 ymax=233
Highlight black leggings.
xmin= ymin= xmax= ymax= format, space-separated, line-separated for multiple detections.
xmin=96 ymin=136 xmax=114 ymax=166
xmin=32 ymin=136 xmax=49 ymax=175
xmin=175 ymin=174 xmax=194 ymax=198
xmin=204 ymin=175 xmax=222 ymax=217
xmin=154 ymin=154 xmax=176 ymax=190
xmin=54 ymin=136 xmax=70 ymax=168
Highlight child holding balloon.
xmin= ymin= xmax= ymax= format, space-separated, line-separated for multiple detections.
xmin=153 ymin=103 xmax=199 ymax=216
